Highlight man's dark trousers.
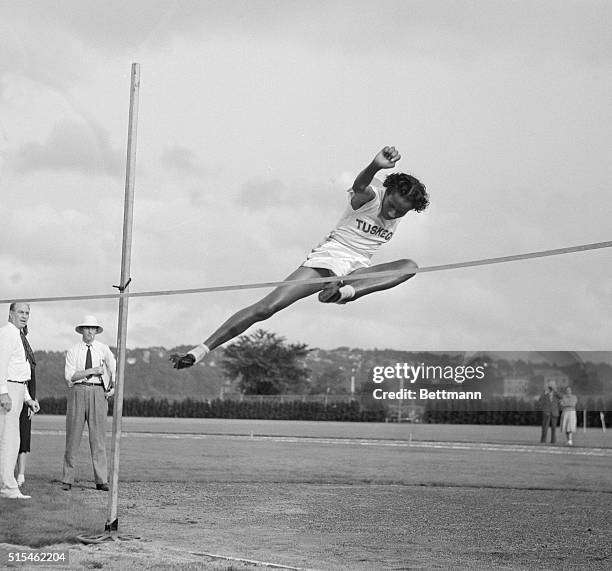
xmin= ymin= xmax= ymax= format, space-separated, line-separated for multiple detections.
xmin=541 ymin=413 xmax=558 ymax=443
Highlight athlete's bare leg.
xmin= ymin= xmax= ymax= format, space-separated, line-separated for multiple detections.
xmin=349 ymin=258 xmax=417 ymax=299
xmin=204 ymin=266 xmax=330 ymax=351
xmin=319 ymin=259 xmax=417 ymax=303
xmin=170 ymin=260 xmax=416 ymax=368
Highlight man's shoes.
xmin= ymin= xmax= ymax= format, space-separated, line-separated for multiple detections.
xmin=1 ymin=490 xmax=31 ymax=500
xmin=61 ymin=483 xmax=72 ymax=491
xmin=16 ymin=474 xmax=25 ymax=486
xmin=96 ymin=483 xmax=110 ymax=491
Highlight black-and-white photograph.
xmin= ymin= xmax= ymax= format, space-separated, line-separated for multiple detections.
xmin=1 ymin=1 xmax=611 ymax=569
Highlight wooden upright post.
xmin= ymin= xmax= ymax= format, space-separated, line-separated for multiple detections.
xmin=106 ymin=63 xmax=140 ymax=532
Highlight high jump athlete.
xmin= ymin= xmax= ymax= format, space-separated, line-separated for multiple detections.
xmin=170 ymin=146 xmax=429 ymax=369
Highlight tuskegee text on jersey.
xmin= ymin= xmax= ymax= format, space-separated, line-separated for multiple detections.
xmin=355 ymin=218 xmax=394 ymax=241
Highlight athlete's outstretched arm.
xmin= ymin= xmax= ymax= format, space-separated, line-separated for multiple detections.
xmin=351 ymin=146 xmax=401 ymax=209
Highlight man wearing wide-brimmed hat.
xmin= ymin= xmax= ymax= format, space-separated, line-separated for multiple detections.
xmin=61 ymin=315 xmax=116 ymax=492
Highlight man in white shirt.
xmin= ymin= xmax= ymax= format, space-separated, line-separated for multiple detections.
xmin=61 ymin=316 xmax=115 ymax=492
xmin=0 ymin=302 xmax=40 ymax=499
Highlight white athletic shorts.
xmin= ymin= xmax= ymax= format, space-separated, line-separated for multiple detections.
xmin=302 ymin=238 xmax=371 ymax=277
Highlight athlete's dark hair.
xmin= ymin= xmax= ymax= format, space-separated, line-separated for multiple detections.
xmin=383 ymin=173 xmax=429 ymax=213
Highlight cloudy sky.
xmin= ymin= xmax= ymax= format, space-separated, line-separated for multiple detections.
xmin=1 ymin=1 xmax=610 ymax=352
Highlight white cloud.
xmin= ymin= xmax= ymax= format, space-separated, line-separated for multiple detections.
xmin=5 ymin=1 xmax=611 ymax=65
xmin=0 ymin=1 xmax=610 ymax=351
xmin=159 ymin=146 xmax=208 ymax=177
xmin=8 ymin=120 xmax=123 ymax=177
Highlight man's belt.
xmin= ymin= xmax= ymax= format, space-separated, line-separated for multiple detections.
xmin=79 ymin=381 xmax=103 ymax=387
xmin=7 ymin=379 xmax=29 ymax=384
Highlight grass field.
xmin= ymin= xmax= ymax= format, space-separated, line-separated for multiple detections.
xmin=1 ymin=416 xmax=611 ymax=570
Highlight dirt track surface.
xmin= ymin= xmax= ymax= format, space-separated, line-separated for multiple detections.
xmin=3 ymin=481 xmax=611 ymax=570
xmin=105 ymin=481 xmax=611 ymax=570
xmin=1 ymin=420 xmax=611 ymax=569
xmin=0 ymin=541 xmax=262 ymax=570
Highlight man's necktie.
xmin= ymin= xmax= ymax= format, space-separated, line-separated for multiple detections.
xmin=20 ymin=327 xmax=36 ymax=368
xmin=85 ymin=345 xmax=93 ymax=369
xmin=20 ymin=326 xmax=37 ymax=398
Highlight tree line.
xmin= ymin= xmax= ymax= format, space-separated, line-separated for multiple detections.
xmin=31 ymin=330 xmax=612 ymax=401
xmin=32 ymin=329 xmax=612 ymax=424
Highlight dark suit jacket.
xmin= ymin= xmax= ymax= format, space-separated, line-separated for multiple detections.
xmin=538 ymin=390 xmax=560 ymax=416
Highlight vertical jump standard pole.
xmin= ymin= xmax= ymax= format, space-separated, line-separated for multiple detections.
xmin=106 ymin=63 xmax=140 ymax=533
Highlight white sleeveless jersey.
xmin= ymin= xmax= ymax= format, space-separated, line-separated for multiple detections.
xmin=326 ymin=186 xmax=400 ymax=258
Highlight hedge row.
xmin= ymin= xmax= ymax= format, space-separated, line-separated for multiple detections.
xmin=37 ymin=396 xmax=611 ymax=425
xmin=38 ymin=396 xmax=386 ymax=422
xmin=422 ymin=397 xmax=612 ymax=426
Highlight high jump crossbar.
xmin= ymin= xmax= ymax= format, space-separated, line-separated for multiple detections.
xmin=2 ymin=239 xmax=612 ymax=305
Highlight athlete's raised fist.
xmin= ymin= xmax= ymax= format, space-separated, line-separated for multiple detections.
xmin=373 ymin=146 xmax=401 ymax=169
xmin=169 ymin=353 xmax=196 ymax=369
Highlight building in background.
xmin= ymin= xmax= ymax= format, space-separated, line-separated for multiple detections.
xmin=502 ymin=377 xmax=529 ymax=398
xmin=536 ymin=368 xmax=570 ymax=390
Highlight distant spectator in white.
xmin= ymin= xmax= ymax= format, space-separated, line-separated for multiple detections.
xmin=559 ymin=386 xmax=578 ymax=446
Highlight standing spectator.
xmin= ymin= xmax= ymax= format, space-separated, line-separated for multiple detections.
xmin=560 ymin=386 xmax=578 ymax=446
xmin=0 ymin=303 xmax=40 ymax=500
xmin=538 ymin=382 xmax=561 ymax=444
xmin=15 ymin=324 xmax=37 ymax=486
xmin=61 ymin=316 xmax=115 ymax=492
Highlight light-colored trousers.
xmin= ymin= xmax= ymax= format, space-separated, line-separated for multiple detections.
xmin=62 ymin=384 xmax=108 ymax=485
xmin=0 ymin=382 xmax=25 ymax=496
